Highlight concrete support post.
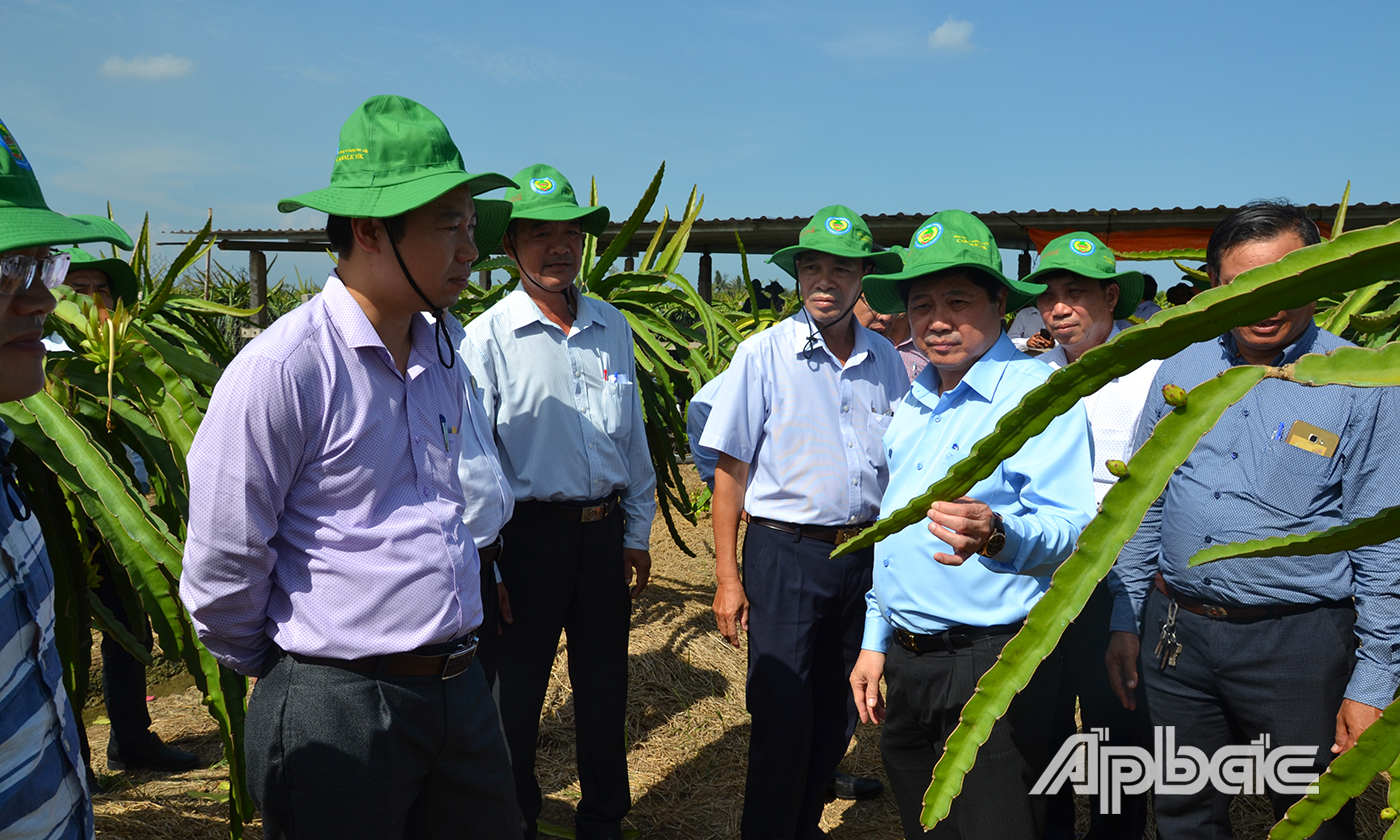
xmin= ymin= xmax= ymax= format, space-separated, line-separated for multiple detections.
xmin=698 ymin=251 xmax=712 ymax=304
xmin=249 ymin=250 xmax=269 ymax=327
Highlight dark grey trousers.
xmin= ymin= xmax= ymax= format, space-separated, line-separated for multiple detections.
xmin=246 ymin=652 xmax=522 ymax=840
xmin=880 ymin=629 xmax=1059 ymax=840
xmin=1139 ymin=586 xmax=1357 ymax=840
xmin=740 ymin=524 xmax=872 ymax=840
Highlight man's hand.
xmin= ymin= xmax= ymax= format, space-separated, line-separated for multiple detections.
xmin=496 ymin=582 xmax=513 ymax=632
xmin=927 ymin=497 xmax=996 ymax=565
xmin=1332 ymin=699 xmax=1384 ymax=754
xmin=624 ymin=549 xmax=651 ymax=599
xmin=1026 ymin=330 xmax=1055 ymax=351
xmin=713 ymin=579 xmax=749 ymax=648
xmin=1105 ymin=631 xmax=1141 ymax=711
xmin=850 ymin=649 xmax=887 ymax=724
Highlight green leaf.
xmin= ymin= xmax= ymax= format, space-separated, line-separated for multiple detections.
xmin=640 ymin=207 xmax=670 ymax=273
xmin=1348 ymin=292 xmax=1400 ymax=334
xmin=654 ymin=186 xmax=704 ymax=276
xmin=833 ymin=218 xmax=1400 ymax=558
xmin=1118 ymin=248 xmax=1208 ymax=262
xmin=1333 ymin=180 xmax=1352 ymax=239
xmin=162 ymin=295 xmax=262 ymax=318
xmin=587 ymin=162 xmax=664 ymax=292
xmin=1268 ymin=692 xmax=1400 ymax=839
xmin=86 ymin=588 xmax=155 ymax=666
xmin=919 ymin=366 xmax=1269 ymax=830
xmin=1190 ymin=503 xmax=1400 ymax=566
xmin=1284 ymin=342 xmax=1400 ymax=387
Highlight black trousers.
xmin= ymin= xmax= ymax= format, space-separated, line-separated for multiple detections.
xmin=1044 ymin=580 xmax=1149 ymax=840
xmin=740 ymin=524 xmax=872 ymax=840
xmin=477 ymin=544 xmax=502 ymax=688
xmin=246 ymin=652 xmax=521 ymax=840
xmin=881 ymin=628 xmax=1059 ymax=840
xmin=95 ymin=547 xmax=153 ymax=756
xmin=497 ymin=504 xmax=631 ymax=840
xmin=1139 ymin=587 xmax=1357 ymax=840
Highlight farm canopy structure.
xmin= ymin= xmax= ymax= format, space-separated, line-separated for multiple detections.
xmin=170 ymin=201 xmax=1400 ymax=309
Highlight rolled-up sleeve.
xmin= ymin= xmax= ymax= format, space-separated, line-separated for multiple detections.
xmin=179 ymin=354 xmax=308 ymax=675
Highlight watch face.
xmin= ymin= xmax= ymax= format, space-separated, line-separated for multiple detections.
xmin=984 ymin=532 xmax=1007 ymax=557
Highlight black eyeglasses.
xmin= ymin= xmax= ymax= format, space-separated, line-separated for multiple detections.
xmin=0 ymin=252 xmax=70 ymax=296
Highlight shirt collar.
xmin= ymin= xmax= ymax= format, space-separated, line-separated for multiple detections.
xmin=504 ymin=287 xmax=604 ymax=334
xmin=1218 ymin=321 xmax=1322 ymax=366
xmin=915 ymin=331 xmax=1018 ymax=408
xmin=788 ymin=309 xmax=873 ymax=368
xmin=323 ymin=273 xmax=434 ymax=376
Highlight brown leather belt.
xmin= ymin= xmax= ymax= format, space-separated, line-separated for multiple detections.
xmin=749 ymin=516 xmax=875 ymax=547
xmin=477 ymin=536 xmax=504 ymax=567
xmin=895 ymin=622 xmax=1024 ymax=654
xmin=290 ymin=634 xmax=479 ymax=680
xmin=519 ymin=494 xmax=620 ymax=523
xmin=1154 ymin=572 xmax=1349 ymax=620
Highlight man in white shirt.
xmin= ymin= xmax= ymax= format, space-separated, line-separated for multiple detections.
xmin=1029 ymin=232 xmax=1158 ymax=839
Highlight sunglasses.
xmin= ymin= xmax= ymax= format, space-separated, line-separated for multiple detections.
xmin=0 ymin=252 xmax=70 ymax=296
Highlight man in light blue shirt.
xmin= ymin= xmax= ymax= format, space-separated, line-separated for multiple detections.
xmin=701 ymin=206 xmax=907 ymax=840
xmin=850 ymin=210 xmax=1095 ymax=840
xmin=460 ymin=164 xmax=655 ymax=840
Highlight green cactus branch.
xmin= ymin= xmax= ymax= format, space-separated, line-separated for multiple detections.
xmin=919 ymin=366 xmax=1268 ymax=830
xmin=1268 ymin=692 xmax=1400 ymax=839
xmin=832 ymin=219 xmax=1400 ymax=559
xmin=1190 ymin=504 xmax=1400 ymax=566
xmin=1276 ymin=342 xmax=1400 ymax=387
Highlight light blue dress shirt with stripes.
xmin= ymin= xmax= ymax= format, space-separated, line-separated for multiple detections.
xmin=698 ymin=310 xmax=909 ymax=527
xmin=1109 ymin=325 xmax=1400 ymax=709
xmin=460 ymin=289 xmax=656 ymax=551
xmin=863 ymin=333 xmax=1096 ymax=651
xmin=0 ymin=426 xmax=91 ymax=840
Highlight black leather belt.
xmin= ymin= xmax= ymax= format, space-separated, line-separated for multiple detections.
xmin=1155 ymin=572 xmax=1349 ymax=621
xmin=894 ymin=622 xmax=1024 ymax=654
xmin=478 ymin=536 xmax=504 ymax=566
xmin=749 ymin=516 xmax=875 ymax=546
xmin=519 ymin=493 xmax=621 ymax=523
xmin=290 ymin=634 xmax=479 ymax=680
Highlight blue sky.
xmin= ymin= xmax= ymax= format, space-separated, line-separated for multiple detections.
xmin=7 ymin=0 xmax=1399 ymax=288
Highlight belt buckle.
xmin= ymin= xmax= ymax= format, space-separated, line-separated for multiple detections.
xmin=580 ymin=504 xmax=605 ymax=523
xmin=835 ymin=527 xmax=860 ymax=545
xmin=1203 ymin=604 xmax=1229 ymax=619
xmin=441 ymin=638 xmax=478 ymax=680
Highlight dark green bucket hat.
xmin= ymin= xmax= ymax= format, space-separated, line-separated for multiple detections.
xmin=503 ymin=164 xmax=609 ymax=237
xmin=862 ymin=209 xmax=1044 ymax=314
xmin=1023 ymin=232 xmax=1144 ymax=320
xmin=61 ymin=247 xmax=138 ymax=306
xmin=277 ymin=95 xmax=516 ymax=262
xmin=768 ymin=205 xmax=903 ymax=281
xmin=0 ymin=117 xmax=133 ymax=253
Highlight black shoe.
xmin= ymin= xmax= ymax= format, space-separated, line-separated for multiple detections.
xmin=107 ymin=733 xmax=201 ymax=772
xmin=827 ymin=769 xmax=884 ymax=801
xmin=85 ymin=767 xmax=107 ymax=795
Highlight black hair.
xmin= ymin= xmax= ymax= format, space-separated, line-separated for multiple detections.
xmin=1142 ymin=273 xmax=1157 ymax=300
xmin=897 ymin=267 xmax=1004 ymax=309
xmin=1206 ymin=200 xmax=1321 ymax=277
xmin=325 ymin=213 xmax=408 ymax=260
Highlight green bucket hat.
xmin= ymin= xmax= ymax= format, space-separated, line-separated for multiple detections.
xmin=0 ymin=117 xmax=134 ymax=254
xmin=862 ymin=209 xmax=1044 ymax=314
xmin=503 ymin=164 xmax=609 ymax=237
xmin=277 ymin=95 xmax=517 ymax=262
xmin=768 ymin=205 xmax=903 ymax=281
xmin=61 ymin=247 xmax=138 ymax=307
xmin=1023 ymin=232 xmax=1144 ymax=320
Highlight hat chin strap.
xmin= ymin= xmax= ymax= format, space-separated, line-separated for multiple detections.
xmin=507 ymin=232 xmax=577 ymax=320
xmin=385 ymin=232 xmax=456 ymax=370
xmin=801 ymin=292 xmax=861 ymax=361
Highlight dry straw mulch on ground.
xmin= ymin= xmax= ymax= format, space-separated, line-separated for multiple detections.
xmin=89 ymin=474 xmax=1391 ymax=838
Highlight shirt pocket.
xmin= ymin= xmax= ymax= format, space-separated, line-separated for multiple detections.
xmin=601 ymin=378 xmax=635 ymax=439
xmin=864 ymin=411 xmax=894 ymax=468
xmin=1261 ymin=439 xmax=1339 ymax=518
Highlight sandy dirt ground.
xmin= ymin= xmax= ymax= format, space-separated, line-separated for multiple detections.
xmin=86 ymin=475 xmax=1390 ymax=839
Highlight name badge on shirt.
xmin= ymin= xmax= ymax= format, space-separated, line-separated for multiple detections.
xmin=1285 ymin=420 xmax=1339 ymax=458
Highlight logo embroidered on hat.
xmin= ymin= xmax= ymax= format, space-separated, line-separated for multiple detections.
xmin=1071 ymin=238 xmax=1096 ymax=255
xmin=825 ymin=217 xmax=852 ymax=235
xmin=914 ymin=223 xmax=943 ymax=248
xmin=0 ymin=119 xmax=32 ymax=171
xmin=530 ymin=178 xmax=557 ymax=195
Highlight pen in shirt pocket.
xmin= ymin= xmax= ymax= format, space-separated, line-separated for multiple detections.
xmin=439 ymin=413 xmax=459 ymax=451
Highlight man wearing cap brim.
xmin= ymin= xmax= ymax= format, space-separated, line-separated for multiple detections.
xmin=850 ymin=210 xmax=1095 ymax=839
xmin=699 ymin=205 xmax=908 ymax=839
xmin=1029 ymin=232 xmax=1156 ymax=838
xmin=0 ymin=114 xmax=134 ymax=840
xmin=460 ymin=164 xmax=654 ymax=840
xmin=179 ymin=95 xmax=523 ymax=839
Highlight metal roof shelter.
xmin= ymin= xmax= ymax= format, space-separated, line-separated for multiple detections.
xmin=168 ymin=201 xmax=1400 ymax=317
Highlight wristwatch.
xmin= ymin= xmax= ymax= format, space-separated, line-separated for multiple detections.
xmin=981 ymin=512 xmax=1006 ymax=558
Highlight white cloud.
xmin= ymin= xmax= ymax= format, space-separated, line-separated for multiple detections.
xmin=101 ymin=54 xmax=193 ymax=80
xmin=928 ymin=17 xmax=976 ymax=54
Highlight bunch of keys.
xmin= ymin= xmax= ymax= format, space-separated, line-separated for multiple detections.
xmin=1154 ymin=600 xmax=1182 ymax=669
